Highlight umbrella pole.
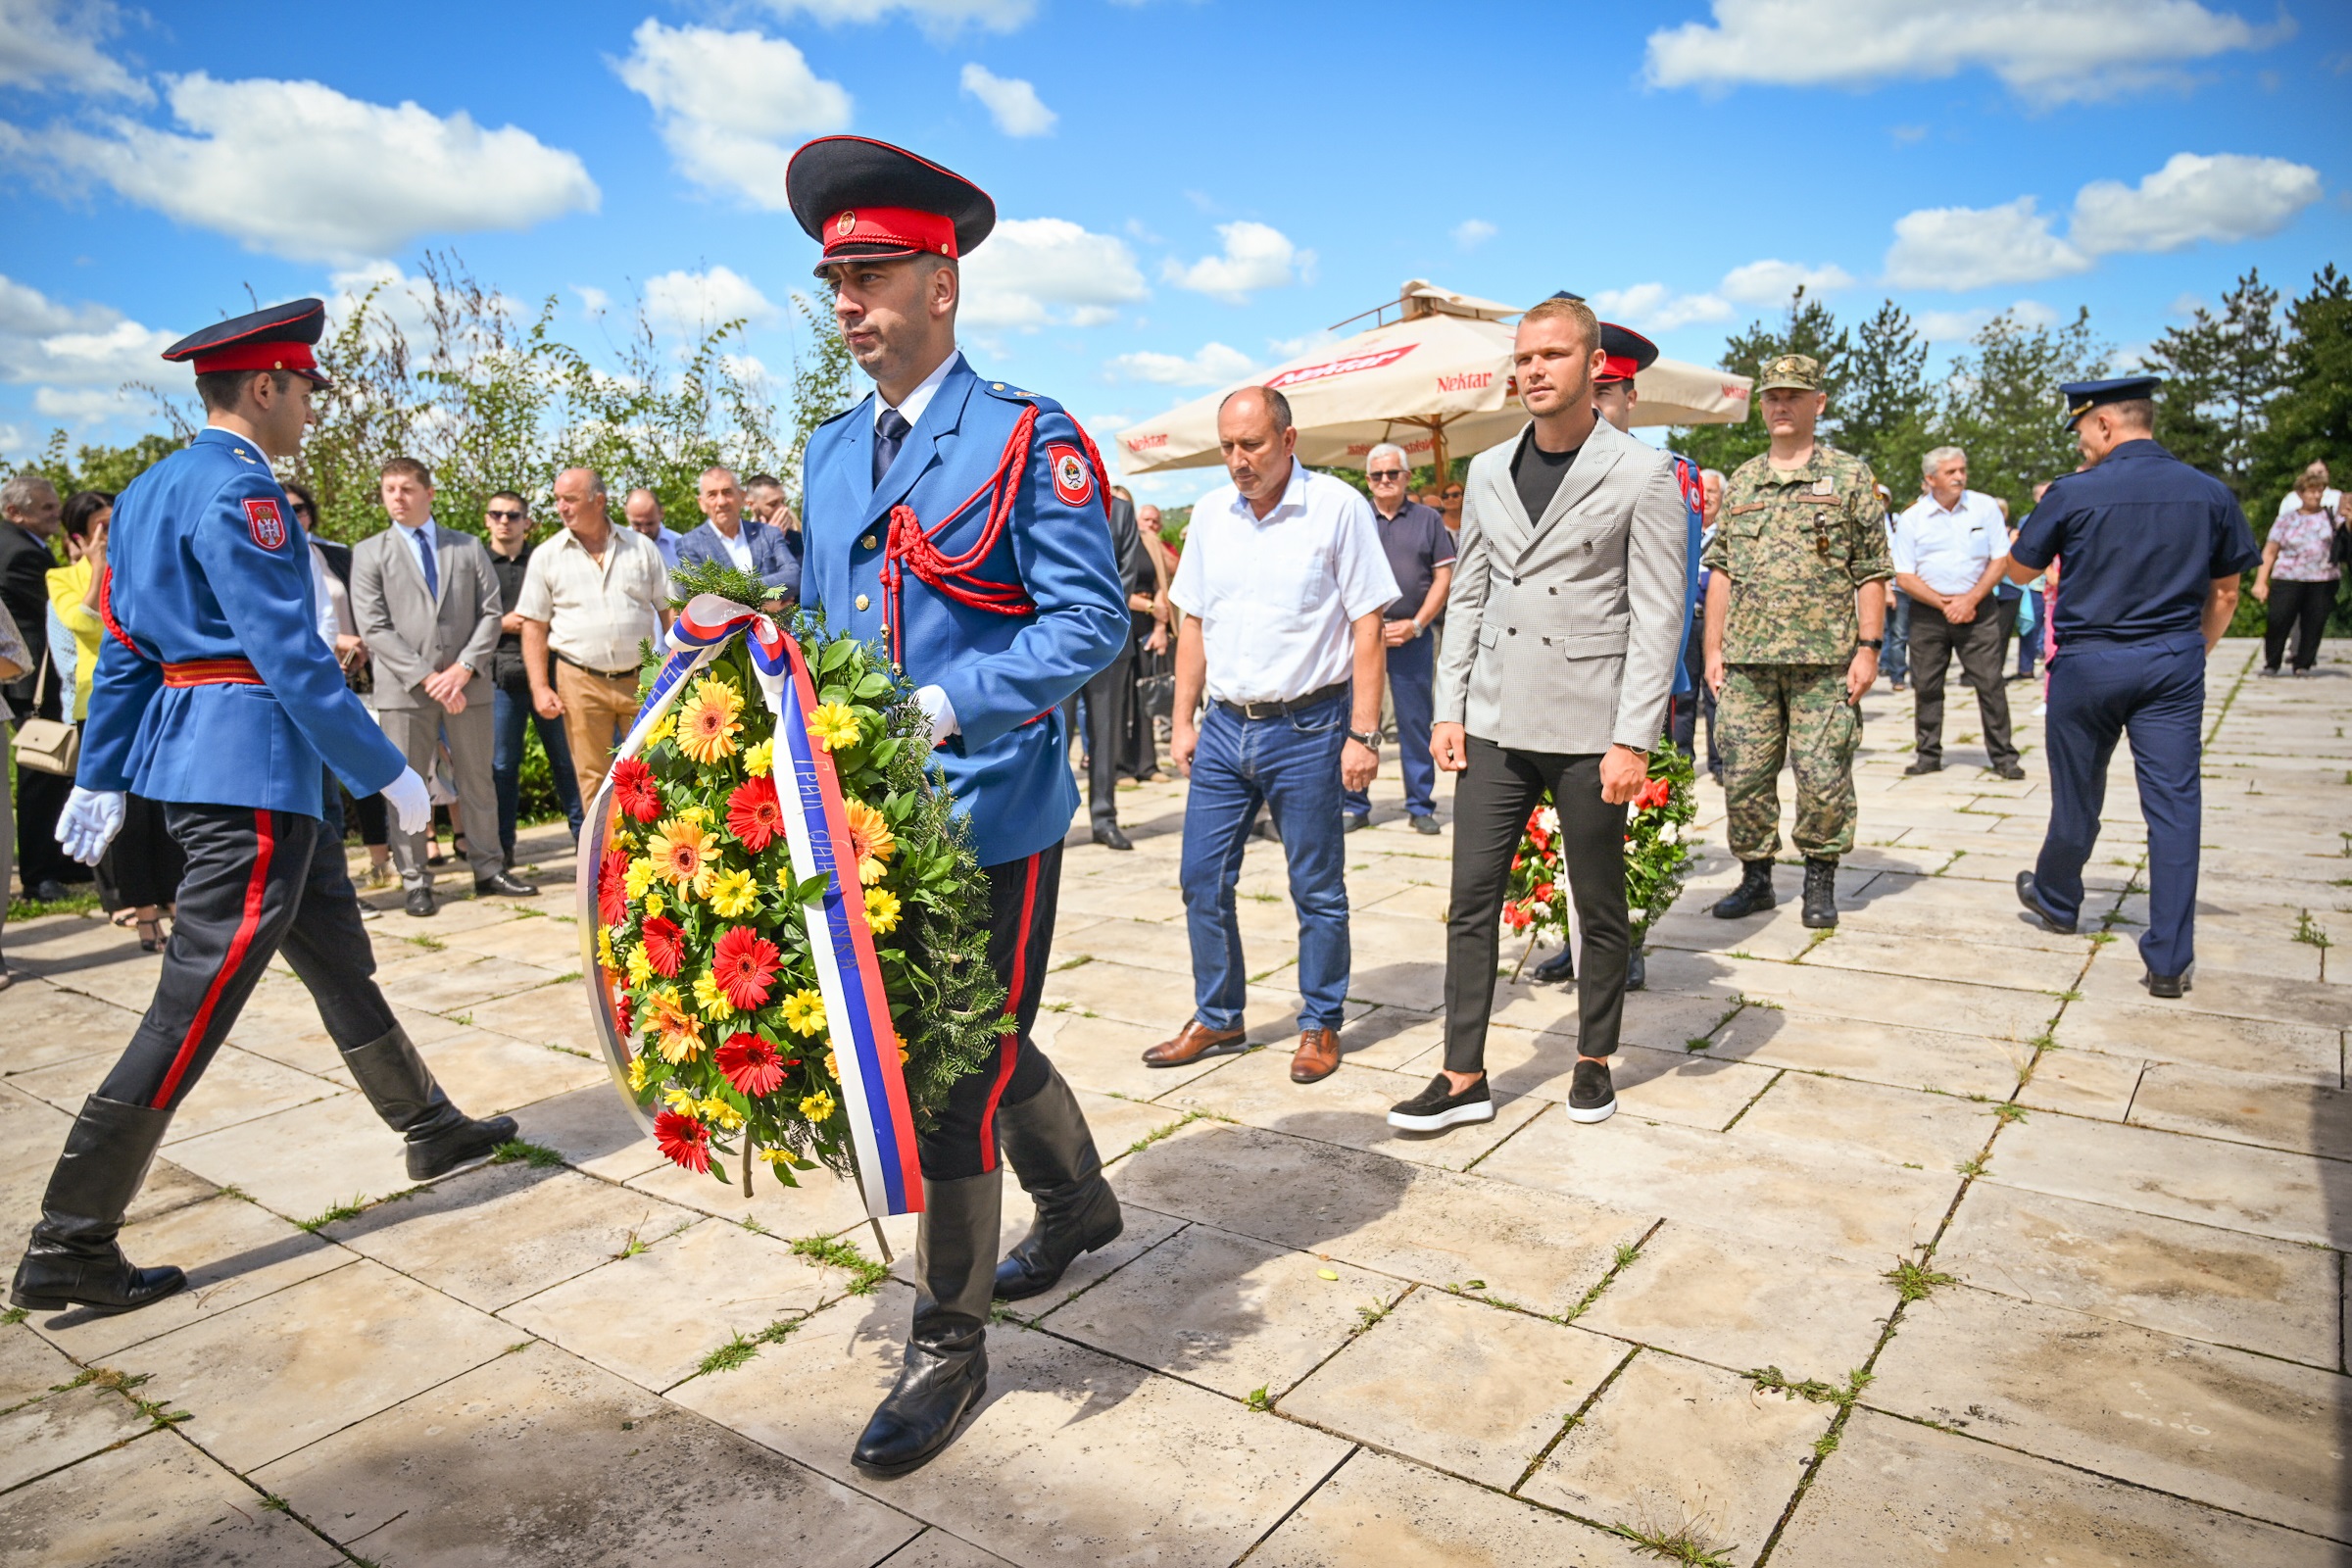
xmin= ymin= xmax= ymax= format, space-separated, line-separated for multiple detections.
xmin=1431 ymin=420 xmax=1451 ymax=492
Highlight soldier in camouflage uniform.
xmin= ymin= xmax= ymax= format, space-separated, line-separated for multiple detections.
xmin=1701 ymin=354 xmax=1891 ymax=928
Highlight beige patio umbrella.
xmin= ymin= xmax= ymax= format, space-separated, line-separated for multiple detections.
xmin=1113 ymin=280 xmax=1753 ymax=478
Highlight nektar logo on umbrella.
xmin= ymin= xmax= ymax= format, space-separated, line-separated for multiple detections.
xmin=1266 ymin=343 xmax=1418 ymax=390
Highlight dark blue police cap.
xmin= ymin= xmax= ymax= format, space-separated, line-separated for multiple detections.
xmin=161 ymin=298 xmax=330 ymax=386
xmin=2061 ymin=375 xmax=2160 ymax=431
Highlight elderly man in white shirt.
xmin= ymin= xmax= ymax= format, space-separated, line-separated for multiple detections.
xmin=1142 ymin=386 xmax=1397 ymax=1087
xmin=1892 ymin=445 xmax=2022 ymax=779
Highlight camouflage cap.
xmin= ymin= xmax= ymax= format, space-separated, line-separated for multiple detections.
xmin=1757 ymin=353 xmax=1823 ymax=393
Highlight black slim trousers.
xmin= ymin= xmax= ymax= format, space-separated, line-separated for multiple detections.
xmin=2264 ymin=578 xmax=2335 ymax=671
xmin=1078 ymin=650 xmax=1135 ymax=830
xmin=1909 ymin=601 xmax=2017 ymax=768
xmin=1444 ymin=739 xmax=1630 ymax=1073
xmin=919 ymin=842 xmax=1060 ymax=1181
xmin=97 ymin=801 xmax=396 ymax=1111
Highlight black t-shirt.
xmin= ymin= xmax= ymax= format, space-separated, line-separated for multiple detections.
xmin=486 ymin=541 xmax=535 ymax=688
xmin=1512 ymin=430 xmax=1581 ymax=521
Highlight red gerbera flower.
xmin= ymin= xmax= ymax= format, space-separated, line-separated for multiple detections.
xmin=654 ymin=1108 xmax=710 ymax=1173
xmin=612 ymin=758 xmax=663 ymax=823
xmin=613 ymin=992 xmax=633 ymax=1036
xmin=640 ymin=915 xmax=684 ymax=978
xmin=712 ymin=925 xmax=782 ymax=1011
xmin=1635 ymin=777 xmax=1672 ymax=812
xmin=715 ymin=1031 xmax=786 ymax=1097
xmin=726 ymin=775 xmax=784 ymax=853
xmin=597 ymin=848 xmax=629 ymax=926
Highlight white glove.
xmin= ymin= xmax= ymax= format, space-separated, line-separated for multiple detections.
xmin=381 ymin=766 xmax=432 ymax=838
xmin=56 ymin=786 xmax=126 ymax=866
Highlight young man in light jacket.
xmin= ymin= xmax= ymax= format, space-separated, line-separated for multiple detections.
xmin=1400 ymin=295 xmax=1690 ymax=1132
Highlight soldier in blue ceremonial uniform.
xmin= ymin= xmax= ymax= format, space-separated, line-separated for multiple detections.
xmin=11 ymin=302 xmax=517 ymax=1317
xmin=2010 ymin=376 xmax=2259 ymax=998
xmin=1530 ymin=318 xmax=1701 ymax=993
xmin=787 ymin=136 xmax=1131 ymax=1474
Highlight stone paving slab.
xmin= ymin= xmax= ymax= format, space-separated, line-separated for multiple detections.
xmin=1987 ymin=1108 xmax=2349 ymax=1248
xmin=0 ymin=1432 xmax=344 ymax=1567
xmin=1249 ymin=1447 xmax=1647 ymax=1567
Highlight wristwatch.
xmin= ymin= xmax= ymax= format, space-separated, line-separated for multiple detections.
xmin=1348 ymin=729 xmax=1380 ymax=749
xmin=1857 ymin=638 xmax=1884 ymax=650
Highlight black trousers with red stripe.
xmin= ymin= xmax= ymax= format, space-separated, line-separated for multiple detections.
xmin=98 ymin=802 xmax=395 ymax=1112
xmin=921 ymin=843 xmax=1061 ymax=1181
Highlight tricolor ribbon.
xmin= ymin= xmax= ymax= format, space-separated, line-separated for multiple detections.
xmin=578 ymin=594 xmax=925 ymax=1219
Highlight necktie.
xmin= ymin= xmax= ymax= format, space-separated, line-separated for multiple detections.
xmin=874 ymin=408 xmax=911 ymax=487
xmin=415 ymin=526 xmax=438 ymax=598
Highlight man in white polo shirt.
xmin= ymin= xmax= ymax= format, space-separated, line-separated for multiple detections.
xmin=1143 ymin=386 xmax=1397 ymax=1086
xmin=1892 ymin=445 xmax=2022 ymax=779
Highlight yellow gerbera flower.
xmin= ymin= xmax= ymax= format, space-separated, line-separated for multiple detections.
xmin=823 ymin=1050 xmax=839 ymax=1080
xmin=597 ymin=927 xmax=616 ymax=969
xmin=758 ymin=1147 xmax=795 ymax=1168
xmin=642 ymin=889 xmax=664 ymax=920
xmin=708 ymin=867 xmax=759 ymax=917
xmin=799 ymin=1091 xmax=837 ymax=1123
xmin=626 ymin=1054 xmax=652 ymax=1092
xmin=648 ymin=816 xmax=719 ymax=896
xmin=677 ymin=678 xmax=744 ymax=764
xmin=625 ymin=945 xmax=654 ymax=987
xmin=844 ymin=799 xmax=895 ymax=885
xmin=692 ymin=968 xmax=736 ymax=1021
xmin=744 ymin=738 xmax=775 ymax=777
xmin=698 ymin=1096 xmax=745 ymax=1132
xmin=807 ymin=701 xmax=861 ymax=753
xmin=780 ymin=988 xmax=828 ymax=1038
xmin=647 ymin=712 xmax=675 ymax=746
xmin=864 ymin=886 xmax=902 ymax=936
xmin=624 ymin=858 xmax=657 ymax=900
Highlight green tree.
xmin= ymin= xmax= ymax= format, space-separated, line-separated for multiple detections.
xmin=1839 ymin=300 xmax=1936 ymax=492
xmin=1 ymin=430 xmax=178 ymax=499
xmin=2140 ymin=268 xmax=2285 ymax=500
xmin=2252 ymin=264 xmax=2352 ymax=512
xmin=1670 ymin=286 xmax=1851 ymax=476
xmin=1939 ymin=307 xmax=2109 ymax=518
xmin=782 ymin=290 xmax=857 ymax=506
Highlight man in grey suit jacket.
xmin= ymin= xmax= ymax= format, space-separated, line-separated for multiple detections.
xmin=1394 ymin=297 xmax=1688 ymax=1134
xmin=351 ymin=458 xmax=539 ymax=915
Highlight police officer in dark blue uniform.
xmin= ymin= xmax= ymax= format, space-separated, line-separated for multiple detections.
xmin=11 ymin=302 xmax=517 ymax=1317
xmin=786 ymin=136 xmax=1130 ymax=1475
xmin=2009 ymin=376 xmax=2259 ymax=997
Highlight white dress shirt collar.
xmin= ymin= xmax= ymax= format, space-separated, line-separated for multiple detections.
xmin=876 ymin=350 xmax=962 ymax=434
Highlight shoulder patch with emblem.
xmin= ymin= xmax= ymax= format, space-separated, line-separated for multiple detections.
xmin=243 ymin=497 xmax=287 ymax=550
xmin=1048 ymin=443 xmax=1093 ymax=507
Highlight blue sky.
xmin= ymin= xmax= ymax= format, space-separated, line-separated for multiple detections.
xmin=2 ymin=0 xmax=2346 ymax=505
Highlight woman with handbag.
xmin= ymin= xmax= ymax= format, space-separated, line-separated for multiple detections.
xmin=2254 ymin=469 xmax=2346 ymax=676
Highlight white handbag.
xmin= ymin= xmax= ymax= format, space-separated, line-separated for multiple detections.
xmin=11 ymin=646 xmax=79 ymax=776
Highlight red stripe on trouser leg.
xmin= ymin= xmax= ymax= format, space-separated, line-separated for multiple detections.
xmin=976 ymin=850 xmax=1043 ymax=1171
xmin=152 ymin=809 xmax=275 ymax=1109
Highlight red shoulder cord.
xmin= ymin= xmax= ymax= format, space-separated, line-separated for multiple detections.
xmin=96 ymin=565 xmax=142 ymax=657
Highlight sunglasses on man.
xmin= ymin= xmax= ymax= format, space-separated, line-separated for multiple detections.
xmin=486 ymin=508 xmax=527 ymax=520
xmin=1367 ymin=468 xmax=1408 ymax=482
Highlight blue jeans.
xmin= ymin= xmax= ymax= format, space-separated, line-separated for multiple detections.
xmin=1345 ymin=632 xmax=1436 ymax=819
xmin=1181 ymin=691 xmax=1351 ymax=1031
xmin=1884 ymin=590 xmax=1912 ymax=684
xmin=492 ymin=683 xmax=584 ymax=858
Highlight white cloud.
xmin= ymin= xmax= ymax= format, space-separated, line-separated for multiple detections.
xmin=1645 ymin=0 xmax=2282 ymax=105
xmin=756 ymin=0 xmax=1035 ymax=35
xmin=1915 ymin=299 xmax=2059 ymax=340
xmin=26 ymin=72 xmax=596 ymax=264
xmin=959 ymin=63 xmax=1054 ymax=136
xmin=1884 ymin=196 xmax=2090 ymax=290
xmin=0 ymin=0 xmax=147 ymax=99
xmin=0 ymin=272 xmax=173 ymax=388
xmin=644 ymin=267 xmax=779 ymax=337
xmin=1452 ymin=219 xmax=1496 ymax=251
xmin=1267 ymin=328 xmax=1338 ymax=361
xmin=1589 ymin=282 xmax=1734 ymax=332
xmin=1162 ymin=221 xmax=1311 ymax=303
xmin=615 ymin=20 xmax=851 ymax=211
xmin=1105 ymin=342 xmax=1256 ymax=386
xmin=960 ymin=217 xmax=1146 ymax=329
xmin=573 ymin=284 xmax=612 ymax=316
xmin=326 ymin=262 xmax=527 ymax=352
xmin=1719 ymin=258 xmax=1855 ymax=305
xmin=2069 ymin=152 xmax=2322 ymax=255
xmin=32 ymin=385 xmax=142 ymax=422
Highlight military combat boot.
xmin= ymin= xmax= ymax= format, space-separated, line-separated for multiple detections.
xmin=1801 ymin=858 xmax=1840 ymax=928
xmin=342 ymin=1027 xmax=517 ymax=1180
xmin=856 ymin=1168 xmax=1001 ymax=1475
xmin=11 ymin=1095 xmax=186 ymax=1315
xmin=1710 ymin=858 xmax=1777 ymax=919
xmin=993 ymin=1065 xmax=1122 ymax=1300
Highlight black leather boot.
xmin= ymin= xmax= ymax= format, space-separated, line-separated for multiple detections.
xmin=1801 ymin=858 xmax=1839 ymax=929
xmin=1710 ymin=858 xmax=1777 ymax=919
xmin=1530 ymin=947 xmax=1576 ymax=985
xmin=341 ymin=1027 xmax=517 ymax=1181
xmin=11 ymin=1095 xmax=187 ymax=1314
xmin=993 ymin=1067 xmax=1122 ymax=1300
xmin=855 ymin=1168 xmax=1001 ymax=1475
xmin=1626 ymin=949 xmax=1647 ymax=993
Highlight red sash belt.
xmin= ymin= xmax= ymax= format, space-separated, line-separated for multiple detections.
xmin=162 ymin=658 xmax=265 ymax=688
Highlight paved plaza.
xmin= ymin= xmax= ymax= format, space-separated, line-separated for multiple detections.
xmin=1 ymin=636 xmax=2346 ymax=1566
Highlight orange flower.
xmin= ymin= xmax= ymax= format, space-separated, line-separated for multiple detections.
xmin=675 ymin=678 xmax=744 ymax=764
xmin=648 ymin=816 xmax=719 ymax=897
xmin=645 ymin=986 xmax=705 ymax=1063
xmin=844 ymin=798 xmax=895 ymax=886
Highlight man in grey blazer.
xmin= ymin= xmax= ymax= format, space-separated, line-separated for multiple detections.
xmin=352 ymin=458 xmax=539 ymax=916
xmin=1396 ymin=297 xmax=1688 ymax=1133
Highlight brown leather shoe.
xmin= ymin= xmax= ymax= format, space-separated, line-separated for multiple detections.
xmin=1290 ymin=1027 xmax=1341 ymax=1083
xmin=1143 ymin=1020 xmax=1248 ymax=1068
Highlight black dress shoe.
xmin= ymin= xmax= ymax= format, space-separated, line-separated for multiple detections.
xmin=2013 ymin=872 xmax=2076 ymax=934
xmin=30 ymin=880 xmax=70 ymax=904
xmin=1990 ymin=761 xmax=2027 ymax=781
xmin=1903 ymin=759 xmax=1940 ymax=776
xmin=1530 ymin=948 xmax=1576 ymax=985
xmin=474 ymin=870 xmax=539 ymax=897
xmin=1626 ymin=949 xmax=1646 ymax=992
xmin=405 ymin=888 xmax=437 ymax=917
xmin=1343 ymin=814 xmax=1371 ymax=833
xmin=1092 ymin=823 xmax=1134 ymax=852
xmin=1408 ymin=813 xmax=1441 ymax=836
xmin=2145 ymin=968 xmax=2192 ymax=1000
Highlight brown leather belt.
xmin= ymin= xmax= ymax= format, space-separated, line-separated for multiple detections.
xmin=161 ymin=658 xmax=264 ymax=688
xmin=1215 ymin=680 xmax=1349 ymax=721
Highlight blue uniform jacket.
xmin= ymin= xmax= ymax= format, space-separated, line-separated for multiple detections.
xmin=803 ymin=355 xmax=1128 ymax=867
xmin=2009 ymin=439 xmax=2260 ymax=651
xmin=80 ymin=428 xmax=407 ymax=817
xmin=1667 ymin=452 xmax=1704 ymax=698
xmin=676 ymin=517 xmax=804 ymax=598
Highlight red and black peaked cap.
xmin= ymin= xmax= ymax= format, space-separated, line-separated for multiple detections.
xmin=787 ymin=136 xmax=996 ymax=278
xmin=1594 ymin=321 xmax=1659 ymax=386
xmin=162 ymin=298 xmax=331 ymax=387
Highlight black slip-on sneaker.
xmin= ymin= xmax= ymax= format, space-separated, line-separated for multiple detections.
xmin=1387 ymin=1073 xmax=1494 ymax=1132
xmin=1568 ymin=1057 xmax=1616 ymax=1124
